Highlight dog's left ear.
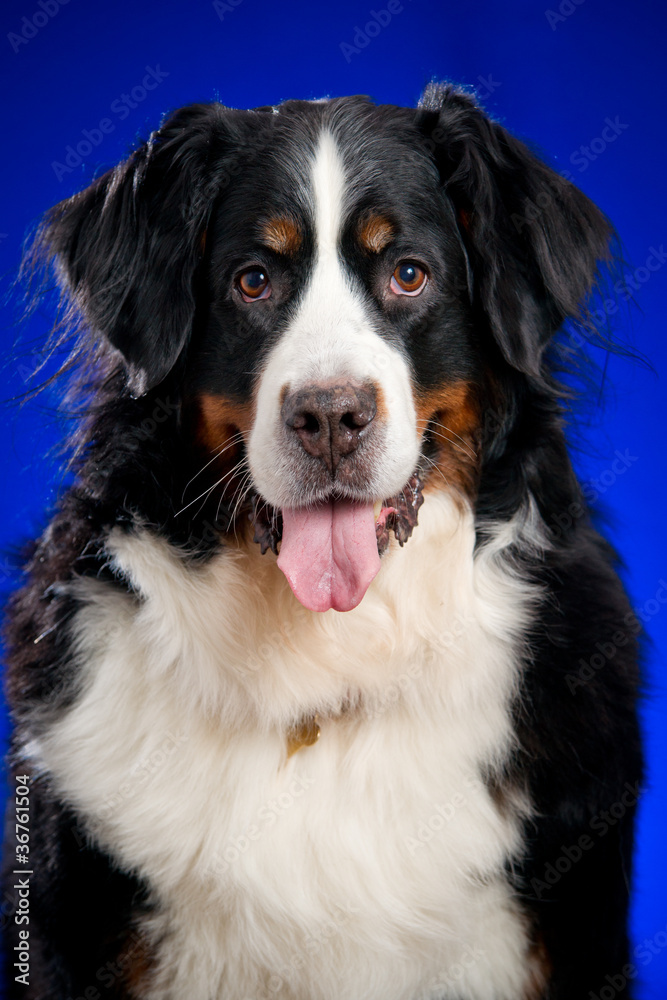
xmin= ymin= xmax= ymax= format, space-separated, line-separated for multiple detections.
xmin=37 ymin=103 xmax=237 ymax=395
xmin=417 ymin=83 xmax=613 ymax=378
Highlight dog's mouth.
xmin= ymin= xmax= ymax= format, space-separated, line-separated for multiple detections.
xmin=249 ymin=472 xmax=424 ymax=613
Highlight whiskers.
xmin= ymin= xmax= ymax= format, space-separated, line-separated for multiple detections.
xmin=179 ymin=432 xmax=245 ymax=505
xmin=416 ymin=416 xmax=480 ymax=494
xmin=419 ymin=453 xmax=451 ymax=490
xmin=416 ymin=418 xmax=478 ymax=463
xmin=175 ymin=432 xmax=252 ymax=528
xmin=224 ymin=467 xmax=256 ymax=544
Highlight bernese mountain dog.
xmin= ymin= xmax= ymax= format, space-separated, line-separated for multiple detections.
xmin=2 ymin=83 xmax=643 ymax=999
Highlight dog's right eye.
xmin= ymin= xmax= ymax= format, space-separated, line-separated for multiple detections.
xmin=237 ymin=269 xmax=271 ymax=301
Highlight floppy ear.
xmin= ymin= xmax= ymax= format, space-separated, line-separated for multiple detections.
xmin=37 ymin=103 xmax=233 ymax=395
xmin=417 ymin=83 xmax=613 ymax=377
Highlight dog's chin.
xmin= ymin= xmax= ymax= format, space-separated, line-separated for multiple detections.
xmin=247 ymin=471 xmax=424 ymax=613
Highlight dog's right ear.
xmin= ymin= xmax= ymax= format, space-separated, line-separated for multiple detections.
xmin=37 ymin=103 xmax=237 ymax=395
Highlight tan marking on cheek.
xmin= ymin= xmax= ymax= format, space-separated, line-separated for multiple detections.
xmin=195 ymin=393 xmax=253 ymax=474
xmin=260 ymin=216 xmax=302 ymax=256
xmin=195 ymin=393 xmax=253 ymax=453
xmin=189 ymin=393 xmax=256 ymax=543
xmin=414 ymin=380 xmax=482 ymax=500
xmin=358 ymin=214 xmax=394 ymax=253
xmin=116 ymin=926 xmax=156 ymax=998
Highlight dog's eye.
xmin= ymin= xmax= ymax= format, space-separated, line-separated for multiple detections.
xmin=390 ymin=262 xmax=427 ymax=296
xmin=237 ymin=269 xmax=271 ymax=301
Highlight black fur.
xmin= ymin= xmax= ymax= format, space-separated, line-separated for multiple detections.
xmin=3 ymin=84 xmax=642 ymax=999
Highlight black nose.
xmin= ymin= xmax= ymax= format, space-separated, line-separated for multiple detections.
xmin=282 ymin=383 xmax=377 ymax=474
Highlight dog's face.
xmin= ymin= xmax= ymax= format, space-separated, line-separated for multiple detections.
xmin=195 ymin=122 xmax=475 ymax=506
xmin=41 ymin=87 xmax=611 ymax=612
xmin=184 ymin=104 xmax=480 ymax=609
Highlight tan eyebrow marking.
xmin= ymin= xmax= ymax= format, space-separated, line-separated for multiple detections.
xmin=358 ymin=214 xmax=395 ymax=253
xmin=260 ymin=216 xmax=303 ymax=256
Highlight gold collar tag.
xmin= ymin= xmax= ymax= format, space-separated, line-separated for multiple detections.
xmin=286 ymin=715 xmax=321 ymax=758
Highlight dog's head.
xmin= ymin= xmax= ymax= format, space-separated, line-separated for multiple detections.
xmin=39 ymin=85 xmax=611 ymax=611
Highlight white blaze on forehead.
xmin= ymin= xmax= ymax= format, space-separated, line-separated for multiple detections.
xmin=311 ymin=129 xmax=347 ymax=259
xmin=248 ymin=128 xmax=420 ymax=508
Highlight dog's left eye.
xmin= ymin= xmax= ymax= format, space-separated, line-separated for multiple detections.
xmin=390 ymin=262 xmax=428 ymax=296
xmin=237 ymin=269 xmax=271 ymax=301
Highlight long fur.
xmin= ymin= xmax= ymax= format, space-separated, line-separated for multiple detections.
xmin=2 ymin=84 xmax=642 ymax=1000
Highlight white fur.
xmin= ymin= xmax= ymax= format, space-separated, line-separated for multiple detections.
xmin=26 ymin=492 xmax=546 ymax=1000
xmin=249 ymin=129 xmax=420 ymax=509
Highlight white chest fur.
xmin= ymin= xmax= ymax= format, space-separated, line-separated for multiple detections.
xmin=32 ymin=492 xmax=542 ymax=1000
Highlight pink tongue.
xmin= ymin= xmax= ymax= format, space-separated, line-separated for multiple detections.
xmin=277 ymin=501 xmax=381 ymax=612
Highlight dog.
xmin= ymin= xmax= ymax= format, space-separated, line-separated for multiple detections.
xmin=2 ymin=83 xmax=643 ymax=999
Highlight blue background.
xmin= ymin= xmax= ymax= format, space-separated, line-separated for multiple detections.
xmin=0 ymin=0 xmax=665 ymax=995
